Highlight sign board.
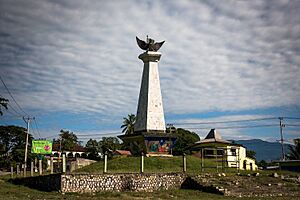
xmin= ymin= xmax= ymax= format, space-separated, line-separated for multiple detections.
xmin=31 ymin=140 xmax=52 ymax=154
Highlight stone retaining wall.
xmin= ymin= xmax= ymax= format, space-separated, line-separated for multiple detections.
xmin=61 ymin=173 xmax=186 ymax=193
xmin=11 ymin=173 xmax=186 ymax=193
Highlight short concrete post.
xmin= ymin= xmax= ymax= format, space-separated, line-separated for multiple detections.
xmin=62 ymin=154 xmax=66 ymax=173
xmin=39 ymin=159 xmax=42 ymax=175
xmin=23 ymin=163 xmax=26 ymax=177
xmin=140 ymin=152 xmax=144 ymax=173
xmin=30 ymin=161 xmax=34 ymax=176
xmin=10 ymin=166 xmax=13 ymax=178
xmin=103 ymin=152 xmax=107 ymax=173
xmin=16 ymin=164 xmax=20 ymax=175
xmin=201 ymin=148 xmax=204 ymax=172
xmin=34 ymin=158 xmax=38 ymax=172
xmin=50 ymin=157 xmax=54 ymax=174
xmin=183 ymin=153 xmax=186 ymax=173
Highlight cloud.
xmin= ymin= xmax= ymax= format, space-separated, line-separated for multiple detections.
xmin=0 ymin=0 xmax=299 ymax=128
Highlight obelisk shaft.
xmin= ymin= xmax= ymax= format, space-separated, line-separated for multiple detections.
xmin=134 ymin=51 xmax=166 ymax=133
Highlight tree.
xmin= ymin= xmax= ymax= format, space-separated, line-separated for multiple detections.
xmin=0 ymin=125 xmax=34 ymax=169
xmin=121 ymin=114 xmax=136 ymax=135
xmin=0 ymin=97 xmax=8 ymax=116
xmin=85 ymin=139 xmax=102 ymax=160
xmin=99 ymin=137 xmax=121 ymax=152
xmin=286 ymin=138 xmax=300 ymax=160
xmin=59 ymin=129 xmax=78 ymax=151
xmin=172 ymin=128 xmax=200 ymax=155
xmin=246 ymin=150 xmax=256 ymax=160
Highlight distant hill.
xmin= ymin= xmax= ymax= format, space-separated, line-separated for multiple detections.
xmin=233 ymin=139 xmax=292 ymax=162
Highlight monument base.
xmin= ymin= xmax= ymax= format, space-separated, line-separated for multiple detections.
xmin=118 ymin=132 xmax=177 ymax=156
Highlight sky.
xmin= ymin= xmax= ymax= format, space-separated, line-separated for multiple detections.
xmin=0 ymin=0 xmax=300 ymax=143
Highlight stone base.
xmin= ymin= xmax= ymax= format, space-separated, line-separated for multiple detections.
xmin=118 ymin=132 xmax=177 ymax=156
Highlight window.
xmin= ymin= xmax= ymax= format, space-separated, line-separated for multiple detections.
xmin=231 ymin=148 xmax=236 ymax=156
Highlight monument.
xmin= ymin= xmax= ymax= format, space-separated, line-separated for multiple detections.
xmin=119 ymin=36 xmax=176 ymax=156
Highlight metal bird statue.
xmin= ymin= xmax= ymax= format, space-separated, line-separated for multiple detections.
xmin=136 ymin=35 xmax=165 ymax=52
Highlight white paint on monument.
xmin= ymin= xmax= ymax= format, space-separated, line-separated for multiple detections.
xmin=134 ymin=51 xmax=166 ymax=133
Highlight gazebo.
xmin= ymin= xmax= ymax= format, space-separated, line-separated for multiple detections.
xmin=190 ymin=129 xmax=257 ymax=170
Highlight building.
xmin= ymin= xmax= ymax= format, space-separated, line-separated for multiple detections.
xmin=190 ymin=129 xmax=257 ymax=171
xmin=113 ymin=150 xmax=132 ymax=157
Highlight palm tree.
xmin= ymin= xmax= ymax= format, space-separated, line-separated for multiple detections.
xmin=286 ymin=139 xmax=300 ymax=160
xmin=121 ymin=114 xmax=136 ymax=135
xmin=0 ymin=97 xmax=8 ymax=116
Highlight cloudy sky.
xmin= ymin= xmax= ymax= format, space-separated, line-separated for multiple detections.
xmin=1 ymin=0 xmax=300 ymax=143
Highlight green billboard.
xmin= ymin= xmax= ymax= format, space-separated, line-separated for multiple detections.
xmin=31 ymin=140 xmax=53 ymax=154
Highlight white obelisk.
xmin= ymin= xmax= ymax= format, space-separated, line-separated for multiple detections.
xmin=134 ymin=51 xmax=166 ymax=133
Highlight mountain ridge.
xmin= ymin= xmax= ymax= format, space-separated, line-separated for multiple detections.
xmin=233 ymin=139 xmax=291 ymax=161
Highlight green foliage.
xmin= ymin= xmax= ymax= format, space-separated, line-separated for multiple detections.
xmin=286 ymin=138 xmax=300 ymax=160
xmin=85 ymin=139 xmax=102 ymax=160
xmin=99 ymin=137 xmax=121 ymax=153
xmin=85 ymin=137 xmax=121 ymax=160
xmin=172 ymin=128 xmax=200 ymax=155
xmin=246 ymin=150 xmax=256 ymax=160
xmin=257 ymin=160 xmax=268 ymax=168
xmin=120 ymin=114 xmax=136 ymax=135
xmin=0 ymin=97 xmax=8 ymax=116
xmin=57 ymin=129 xmax=79 ymax=151
xmin=0 ymin=125 xmax=34 ymax=169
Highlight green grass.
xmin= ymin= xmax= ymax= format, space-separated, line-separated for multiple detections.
xmin=2 ymin=156 xmax=299 ymax=199
xmin=0 ymin=176 xmax=298 ymax=200
xmin=75 ymin=155 xmax=240 ymax=174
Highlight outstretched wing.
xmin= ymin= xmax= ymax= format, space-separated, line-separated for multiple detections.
xmin=136 ymin=36 xmax=148 ymax=50
xmin=153 ymin=41 xmax=165 ymax=51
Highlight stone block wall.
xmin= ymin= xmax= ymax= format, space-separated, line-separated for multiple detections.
xmin=61 ymin=173 xmax=186 ymax=193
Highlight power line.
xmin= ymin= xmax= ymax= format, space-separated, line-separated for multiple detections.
xmin=180 ymin=124 xmax=278 ymax=130
xmin=285 ymin=124 xmax=300 ymax=127
xmin=0 ymin=74 xmax=28 ymax=116
xmin=33 ymin=118 xmax=42 ymax=139
xmin=7 ymin=104 xmax=23 ymax=116
xmin=76 ymin=132 xmax=120 ymax=136
xmin=2 ymin=108 xmax=23 ymax=119
xmin=44 ymin=131 xmax=120 ymax=139
xmin=169 ymin=117 xmax=278 ymax=125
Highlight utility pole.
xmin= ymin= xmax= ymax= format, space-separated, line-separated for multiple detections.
xmin=279 ymin=117 xmax=286 ymax=161
xmin=23 ymin=116 xmax=35 ymax=176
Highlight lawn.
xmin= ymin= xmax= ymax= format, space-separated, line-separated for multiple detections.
xmin=1 ymin=156 xmax=299 ymax=199
xmin=0 ymin=176 xmax=299 ymax=200
xmin=75 ymin=155 xmax=239 ymax=174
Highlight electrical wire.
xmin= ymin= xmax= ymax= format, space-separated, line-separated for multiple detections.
xmin=0 ymin=74 xmax=28 ymax=116
xmin=285 ymin=124 xmax=300 ymax=127
xmin=33 ymin=118 xmax=42 ymax=139
xmin=2 ymin=108 xmax=23 ymax=119
xmin=180 ymin=124 xmax=278 ymax=130
xmin=7 ymin=104 xmax=23 ymax=116
xmin=76 ymin=132 xmax=120 ymax=136
xmin=283 ymin=117 xmax=300 ymax=120
xmin=169 ymin=117 xmax=278 ymax=125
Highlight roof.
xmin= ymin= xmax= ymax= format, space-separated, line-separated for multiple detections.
xmin=195 ymin=129 xmax=231 ymax=145
xmin=114 ymin=150 xmax=132 ymax=156
xmin=52 ymin=143 xmax=87 ymax=152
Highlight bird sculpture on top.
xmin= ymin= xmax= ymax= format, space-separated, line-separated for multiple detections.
xmin=136 ymin=35 xmax=165 ymax=52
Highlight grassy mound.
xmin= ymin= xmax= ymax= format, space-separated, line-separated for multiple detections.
xmin=75 ymin=155 xmax=239 ymax=174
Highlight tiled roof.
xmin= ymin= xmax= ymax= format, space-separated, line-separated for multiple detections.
xmin=114 ymin=150 xmax=132 ymax=155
